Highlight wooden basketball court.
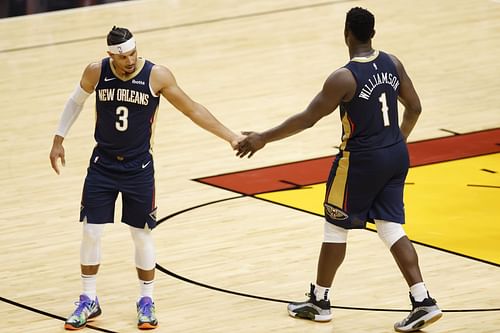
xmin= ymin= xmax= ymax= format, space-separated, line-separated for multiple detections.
xmin=1 ymin=0 xmax=499 ymax=332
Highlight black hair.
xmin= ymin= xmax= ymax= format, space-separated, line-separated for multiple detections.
xmin=345 ymin=7 xmax=375 ymax=42
xmin=107 ymin=26 xmax=133 ymax=46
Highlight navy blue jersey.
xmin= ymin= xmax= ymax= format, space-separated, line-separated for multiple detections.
xmin=94 ymin=58 xmax=160 ymax=159
xmin=339 ymin=50 xmax=403 ymax=151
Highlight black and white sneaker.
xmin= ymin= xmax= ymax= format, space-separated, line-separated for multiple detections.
xmin=394 ymin=293 xmax=442 ymax=332
xmin=287 ymin=284 xmax=332 ymax=322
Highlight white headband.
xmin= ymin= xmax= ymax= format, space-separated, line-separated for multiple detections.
xmin=108 ymin=37 xmax=136 ymax=54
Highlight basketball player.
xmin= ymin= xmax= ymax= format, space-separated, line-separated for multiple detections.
xmin=236 ymin=7 xmax=442 ymax=332
xmin=49 ymin=26 xmax=242 ymax=330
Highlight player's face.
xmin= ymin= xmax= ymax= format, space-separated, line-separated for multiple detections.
xmin=110 ymin=49 xmax=138 ymax=75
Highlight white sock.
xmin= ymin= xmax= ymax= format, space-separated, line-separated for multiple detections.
xmin=314 ymin=283 xmax=331 ymax=301
xmin=81 ymin=274 xmax=97 ymax=301
xmin=410 ymin=282 xmax=428 ymax=302
xmin=139 ymin=279 xmax=154 ymax=300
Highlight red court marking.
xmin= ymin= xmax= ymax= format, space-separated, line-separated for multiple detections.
xmin=408 ymin=128 xmax=499 ymax=167
xmin=197 ymin=128 xmax=500 ymax=195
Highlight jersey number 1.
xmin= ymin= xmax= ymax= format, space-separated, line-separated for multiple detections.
xmin=378 ymin=92 xmax=390 ymax=127
xmin=115 ymin=106 xmax=129 ymax=131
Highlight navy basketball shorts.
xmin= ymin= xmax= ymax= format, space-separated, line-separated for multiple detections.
xmin=80 ymin=150 xmax=157 ymax=229
xmin=324 ymin=140 xmax=409 ymax=229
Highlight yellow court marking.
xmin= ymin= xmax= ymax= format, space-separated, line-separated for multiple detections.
xmin=256 ymin=153 xmax=500 ymax=265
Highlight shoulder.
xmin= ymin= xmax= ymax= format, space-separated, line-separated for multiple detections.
xmin=326 ymin=67 xmax=355 ymax=83
xmin=151 ymin=64 xmax=176 ymax=83
xmin=150 ymin=64 xmax=177 ymax=94
xmin=80 ymin=61 xmax=102 ymax=92
xmin=315 ymin=67 xmax=356 ymax=103
xmin=151 ymin=64 xmax=173 ymax=76
xmin=83 ymin=61 xmax=102 ymax=76
xmin=324 ymin=67 xmax=356 ymax=93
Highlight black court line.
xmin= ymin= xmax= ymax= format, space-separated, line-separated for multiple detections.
xmin=252 ymin=194 xmax=500 ymax=268
xmin=155 ymin=198 xmax=500 ymax=313
xmin=156 ymin=264 xmax=500 ymax=313
xmin=467 ymin=184 xmax=500 ymax=189
xmin=439 ymin=128 xmax=461 ymax=135
xmin=189 ymin=179 xmax=500 ymax=268
xmin=0 ymin=0 xmax=359 ymax=53
xmin=157 ymin=195 xmax=245 ymax=225
xmin=2 ymin=191 xmax=498 ymax=326
xmin=0 ymin=296 xmax=117 ymax=333
xmin=278 ymin=179 xmax=308 ymax=188
xmin=0 ymin=196 xmax=241 ymax=330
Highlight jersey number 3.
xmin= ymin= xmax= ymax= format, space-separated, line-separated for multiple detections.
xmin=115 ymin=106 xmax=129 ymax=131
xmin=378 ymin=92 xmax=390 ymax=127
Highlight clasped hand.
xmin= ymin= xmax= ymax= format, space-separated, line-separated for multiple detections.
xmin=235 ymin=131 xmax=266 ymax=158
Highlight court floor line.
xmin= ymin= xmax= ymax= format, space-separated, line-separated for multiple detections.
xmin=0 ymin=296 xmax=117 ymax=333
xmin=154 ymin=200 xmax=500 ymax=312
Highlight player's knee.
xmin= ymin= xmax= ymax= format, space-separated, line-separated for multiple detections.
xmin=375 ymin=219 xmax=406 ymax=248
xmin=81 ymin=222 xmax=104 ymax=245
xmin=323 ymin=221 xmax=348 ymax=243
xmin=81 ymin=222 xmax=104 ymax=265
xmin=130 ymin=226 xmax=152 ymax=247
xmin=130 ymin=226 xmax=156 ymax=270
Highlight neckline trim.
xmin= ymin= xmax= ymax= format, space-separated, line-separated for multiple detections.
xmin=350 ymin=50 xmax=379 ymax=63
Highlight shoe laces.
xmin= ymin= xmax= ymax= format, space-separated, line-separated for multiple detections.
xmin=72 ymin=300 xmax=92 ymax=316
xmin=138 ymin=300 xmax=154 ymax=317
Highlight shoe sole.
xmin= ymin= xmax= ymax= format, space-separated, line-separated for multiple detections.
xmin=138 ymin=322 xmax=159 ymax=330
xmin=287 ymin=309 xmax=332 ymax=322
xmin=394 ymin=310 xmax=443 ymax=332
xmin=64 ymin=313 xmax=101 ymax=330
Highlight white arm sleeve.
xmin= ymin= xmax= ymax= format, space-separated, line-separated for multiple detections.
xmin=55 ymin=84 xmax=91 ymax=137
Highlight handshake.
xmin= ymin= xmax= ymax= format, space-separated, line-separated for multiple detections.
xmin=232 ymin=131 xmax=266 ymax=158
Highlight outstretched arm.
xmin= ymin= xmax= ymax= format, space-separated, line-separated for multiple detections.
xmin=237 ymin=68 xmax=354 ymax=158
xmin=389 ymin=54 xmax=422 ymax=141
xmin=153 ymin=65 xmax=242 ymax=149
xmin=49 ymin=62 xmax=100 ymax=174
